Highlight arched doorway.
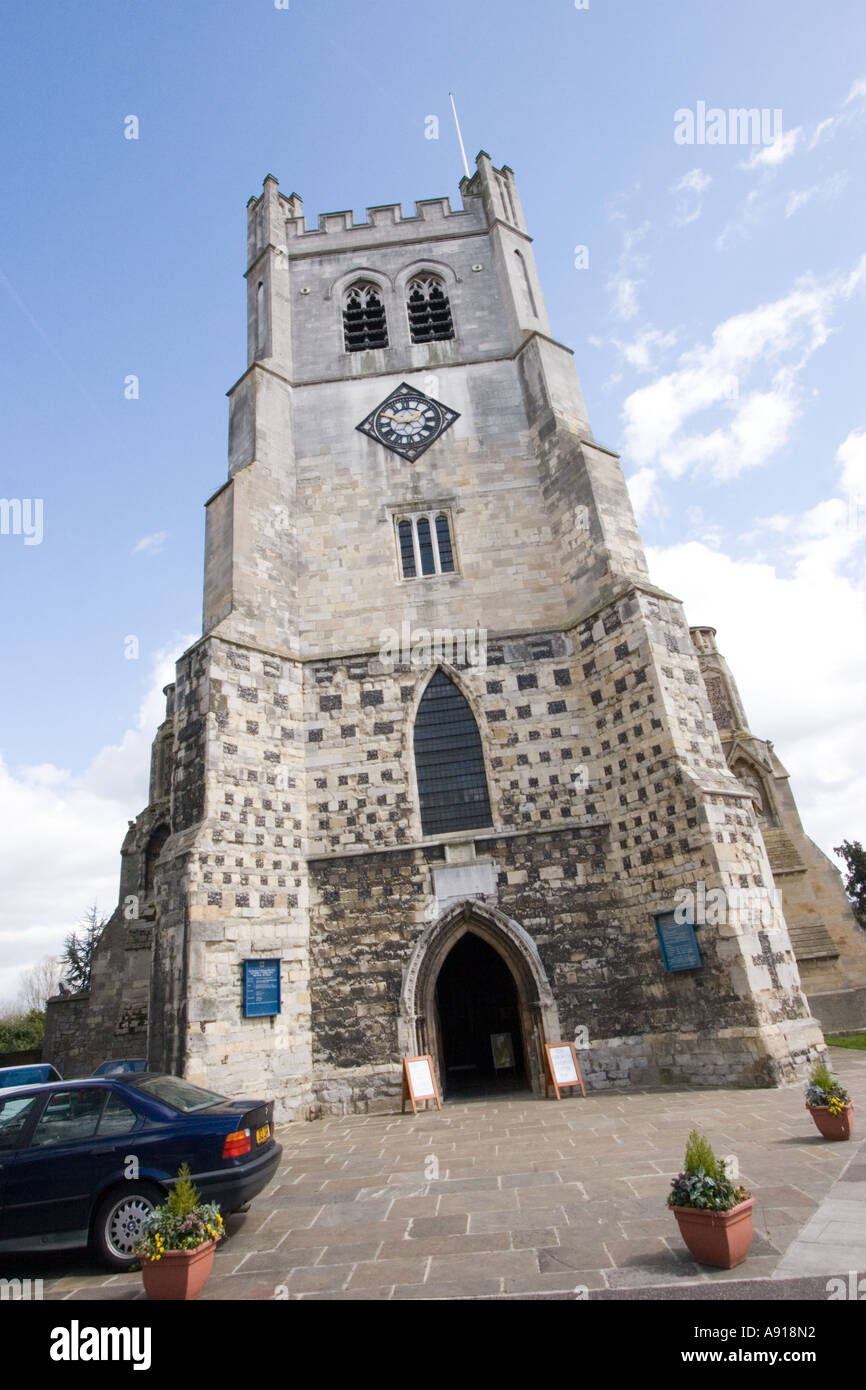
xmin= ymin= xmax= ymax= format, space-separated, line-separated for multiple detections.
xmin=435 ymin=933 xmax=528 ymax=1096
xmin=398 ymin=900 xmax=561 ymax=1099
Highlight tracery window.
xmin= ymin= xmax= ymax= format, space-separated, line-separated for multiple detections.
xmin=395 ymin=511 xmax=456 ymax=579
xmin=406 ymin=275 xmax=454 ymax=344
xmin=343 ymin=281 xmax=388 ymax=351
xmin=414 ymin=670 xmax=493 ymax=836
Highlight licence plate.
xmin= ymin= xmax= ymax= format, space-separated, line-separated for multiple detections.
xmin=256 ymin=1124 xmax=270 ymax=1145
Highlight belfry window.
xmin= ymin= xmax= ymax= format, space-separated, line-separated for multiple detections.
xmin=343 ymin=281 xmax=388 ymax=351
xmin=406 ymin=275 xmax=454 ymax=343
xmin=414 ymin=670 xmax=493 ymax=836
xmin=395 ymin=511 xmax=456 ymax=579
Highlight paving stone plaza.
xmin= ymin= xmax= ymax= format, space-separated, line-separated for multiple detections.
xmin=35 ymin=1048 xmax=864 ymax=1302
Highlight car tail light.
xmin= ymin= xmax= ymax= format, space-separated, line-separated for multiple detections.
xmin=223 ymin=1128 xmax=251 ymax=1158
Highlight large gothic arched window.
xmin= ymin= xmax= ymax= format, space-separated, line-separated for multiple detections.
xmin=342 ymin=281 xmax=388 ymax=351
xmin=406 ymin=275 xmax=454 ymax=344
xmin=414 ymin=671 xmax=492 ymax=835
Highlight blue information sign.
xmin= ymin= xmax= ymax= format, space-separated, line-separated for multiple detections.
xmin=655 ymin=911 xmax=702 ymax=973
xmin=243 ymin=959 xmax=282 ymax=1017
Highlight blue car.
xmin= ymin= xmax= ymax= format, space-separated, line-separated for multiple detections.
xmin=0 ymin=1074 xmax=282 ymax=1270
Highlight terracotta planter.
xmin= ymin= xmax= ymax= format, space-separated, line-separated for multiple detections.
xmin=808 ymin=1103 xmax=854 ymax=1141
xmin=140 ymin=1239 xmax=216 ymax=1301
xmin=671 ymin=1197 xmax=754 ymax=1269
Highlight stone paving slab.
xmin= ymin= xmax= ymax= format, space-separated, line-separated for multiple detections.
xmin=18 ymin=1048 xmax=865 ymax=1301
xmin=772 ymin=1121 xmax=866 ymax=1281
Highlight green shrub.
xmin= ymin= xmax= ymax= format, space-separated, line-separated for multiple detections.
xmin=0 ymin=1009 xmax=45 ymax=1053
xmin=809 ymin=1061 xmax=836 ymax=1092
xmin=135 ymin=1163 xmax=226 ymax=1260
xmin=669 ymin=1130 xmax=750 ymax=1212
xmin=684 ymin=1130 xmax=720 ymax=1179
xmin=166 ymin=1164 xmax=201 ymax=1221
xmin=805 ymin=1059 xmax=849 ymax=1107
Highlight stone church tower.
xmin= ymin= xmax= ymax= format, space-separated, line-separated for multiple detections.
xmin=47 ymin=153 xmax=835 ymax=1118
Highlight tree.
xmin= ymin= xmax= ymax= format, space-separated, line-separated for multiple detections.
xmin=16 ymin=954 xmax=65 ymax=1013
xmin=0 ymin=1009 xmax=44 ymax=1053
xmin=834 ymin=840 xmax=866 ymax=929
xmin=61 ymin=904 xmax=109 ymax=993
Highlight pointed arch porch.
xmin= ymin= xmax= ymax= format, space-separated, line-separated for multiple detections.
xmin=398 ymin=899 xmax=560 ymax=1097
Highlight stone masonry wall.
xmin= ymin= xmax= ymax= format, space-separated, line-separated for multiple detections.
xmin=149 ymin=634 xmax=313 ymax=1122
xmin=301 ymin=581 xmax=824 ymax=1113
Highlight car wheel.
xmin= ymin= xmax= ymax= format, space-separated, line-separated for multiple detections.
xmin=91 ymin=1183 xmax=164 ymax=1271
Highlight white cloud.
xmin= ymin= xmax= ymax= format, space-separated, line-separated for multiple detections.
xmin=846 ymin=76 xmax=866 ymax=105
xmin=716 ymin=77 xmax=863 ymax=248
xmin=621 ymin=258 xmax=865 ymax=482
xmin=671 ymin=168 xmax=712 ymax=226
xmin=740 ymin=126 xmax=802 ymax=170
xmin=672 ymin=169 xmax=712 ymax=194
xmin=785 ymin=187 xmax=814 ymax=217
xmin=610 ymin=326 xmax=678 ymax=373
xmin=645 ymin=438 xmax=866 ymax=858
xmin=838 ymin=427 xmax=866 ymax=497
xmin=0 ymin=641 xmax=192 ymax=1001
xmin=605 ymin=186 xmax=640 ymax=223
xmin=133 ymin=531 xmax=168 ymax=555
xmin=624 ymin=466 xmax=659 ymax=519
xmin=809 ymin=117 xmax=838 ymax=150
xmin=808 ymin=73 xmax=866 ymax=148
xmin=606 ymin=220 xmax=651 ymax=321
xmin=785 ymin=171 xmax=850 ymax=217
xmin=715 ymin=187 xmax=764 ymax=251
xmin=610 ymin=276 xmax=640 ymax=321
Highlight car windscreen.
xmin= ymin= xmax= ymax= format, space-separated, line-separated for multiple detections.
xmin=0 ymin=1066 xmax=53 ymax=1088
xmin=133 ymin=1075 xmax=228 ymax=1112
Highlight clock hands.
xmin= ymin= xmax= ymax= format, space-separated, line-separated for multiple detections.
xmin=381 ymin=407 xmax=425 ymax=423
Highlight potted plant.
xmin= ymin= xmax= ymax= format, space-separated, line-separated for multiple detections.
xmin=805 ymin=1060 xmax=854 ymax=1140
xmin=668 ymin=1130 xmax=754 ymax=1269
xmin=135 ymin=1163 xmax=226 ymax=1300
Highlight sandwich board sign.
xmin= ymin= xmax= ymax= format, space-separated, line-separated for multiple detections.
xmin=401 ymin=1055 xmax=442 ymax=1114
xmin=544 ymin=1041 xmax=586 ymax=1100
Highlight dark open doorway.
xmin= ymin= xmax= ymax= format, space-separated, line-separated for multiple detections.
xmin=434 ymin=932 xmax=529 ymax=1097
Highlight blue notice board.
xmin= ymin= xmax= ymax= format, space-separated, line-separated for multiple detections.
xmin=655 ymin=911 xmax=702 ymax=973
xmin=243 ymin=959 xmax=282 ymax=1017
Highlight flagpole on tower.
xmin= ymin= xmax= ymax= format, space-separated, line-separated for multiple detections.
xmin=449 ymin=92 xmax=471 ymax=179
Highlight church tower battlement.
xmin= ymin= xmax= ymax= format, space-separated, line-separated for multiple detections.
xmin=45 ymin=152 xmax=832 ymax=1117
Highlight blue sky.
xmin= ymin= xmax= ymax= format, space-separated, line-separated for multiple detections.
xmin=1 ymin=0 xmax=865 ymax=996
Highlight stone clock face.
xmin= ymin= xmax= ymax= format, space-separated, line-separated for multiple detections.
xmin=356 ymin=382 xmax=459 ymax=461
